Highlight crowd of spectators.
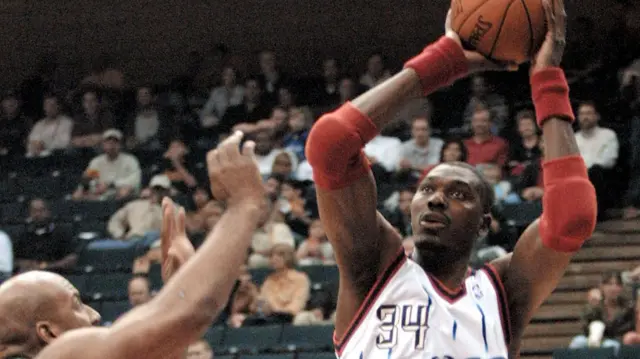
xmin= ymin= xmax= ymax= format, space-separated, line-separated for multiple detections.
xmin=1 ymin=7 xmax=640 ymax=356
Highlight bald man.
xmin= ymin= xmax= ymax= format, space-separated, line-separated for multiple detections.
xmin=0 ymin=132 xmax=267 ymax=359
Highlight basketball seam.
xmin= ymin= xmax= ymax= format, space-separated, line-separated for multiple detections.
xmin=519 ymin=0 xmax=535 ymax=58
xmin=488 ymin=0 xmax=516 ymax=58
xmin=455 ymin=0 xmax=492 ymax=34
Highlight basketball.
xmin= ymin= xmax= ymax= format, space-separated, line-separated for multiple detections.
xmin=450 ymin=0 xmax=546 ymax=64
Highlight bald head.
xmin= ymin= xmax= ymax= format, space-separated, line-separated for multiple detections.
xmin=0 ymin=271 xmax=99 ymax=357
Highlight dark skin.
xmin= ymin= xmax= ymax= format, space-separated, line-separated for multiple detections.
xmin=0 ymin=132 xmax=267 ymax=359
xmin=313 ymin=0 xmax=579 ymax=357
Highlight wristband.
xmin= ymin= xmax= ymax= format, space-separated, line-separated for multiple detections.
xmin=530 ymin=67 xmax=574 ymax=126
xmin=404 ymin=36 xmax=468 ymax=96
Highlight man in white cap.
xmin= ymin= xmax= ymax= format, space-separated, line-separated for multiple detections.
xmin=73 ymin=129 xmax=142 ymax=201
xmin=107 ymin=174 xmax=170 ymax=240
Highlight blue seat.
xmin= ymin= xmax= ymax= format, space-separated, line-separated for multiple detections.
xmin=300 ymin=265 xmax=338 ymax=285
xmin=221 ymin=325 xmax=283 ymax=354
xmin=249 ymin=268 xmax=272 ymax=286
xmin=203 ymin=326 xmax=225 ymax=346
xmin=86 ymin=273 xmax=131 ymax=300
xmin=618 ymin=346 xmax=640 ymax=359
xmin=237 ymin=355 xmax=294 ymax=359
xmin=278 ymin=325 xmax=334 ymax=352
xmin=100 ymin=300 xmax=130 ymax=324
xmin=297 ymin=353 xmax=335 ymax=359
xmin=0 ymin=202 xmax=26 ymax=224
xmin=552 ymin=348 xmax=616 ymax=359
xmin=78 ymin=239 xmax=137 ymax=272
xmin=64 ymin=273 xmax=89 ymax=294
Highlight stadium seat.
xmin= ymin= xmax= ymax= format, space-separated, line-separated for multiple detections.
xmin=501 ymin=201 xmax=542 ymax=228
xmin=74 ymin=220 xmax=107 ymax=237
xmin=250 ymin=268 xmax=272 ymax=286
xmin=216 ymin=356 xmax=235 ymax=359
xmin=100 ymin=300 xmax=130 ymax=324
xmin=10 ymin=176 xmax=61 ymax=199
xmin=53 ymin=200 xmax=120 ymax=221
xmin=237 ymin=355 xmax=294 ymax=359
xmin=619 ymin=346 xmax=640 ymax=359
xmin=64 ymin=273 xmax=89 ymax=294
xmin=86 ymin=273 xmax=131 ymax=300
xmin=552 ymin=347 xmax=616 ymax=359
xmin=203 ymin=326 xmax=226 ymax=347
xmin=297 ymin=352 xmax=335 ymax=359
xmin=278 ymin=325 xmax=334 ymax=352
xmin=220 ymin=325 xmax=284 ymax=354
xmin=0 ymin=202 xmax=26 ymax=224
xmin=301 ymin=265 xmax=338 ymax=285
xmin=1 ymin=224 xmax=25 ymax=241
xmin=78 ymin=239 xmax=137 ymax=272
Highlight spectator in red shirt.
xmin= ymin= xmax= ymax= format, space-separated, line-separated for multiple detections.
xmin=464 ymin=106 xmax=509 ymax=166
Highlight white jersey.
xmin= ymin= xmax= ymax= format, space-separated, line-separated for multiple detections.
xmin=334 ymin=252 xmax=511 ymax=359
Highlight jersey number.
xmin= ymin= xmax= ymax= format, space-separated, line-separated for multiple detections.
xmin=376 ymin=304 xmax=429 ymax=349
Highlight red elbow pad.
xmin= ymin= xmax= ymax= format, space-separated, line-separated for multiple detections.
xmin=539 ymin=155 xmax=597 ymax=252
xmin=306 ymin=103 xmax=378 ymax=190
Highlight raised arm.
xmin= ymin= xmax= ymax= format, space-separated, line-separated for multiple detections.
xmin=36 ymin=132 xmax=267 ymax=359
xmin=305 ymin=12 xmax=513 ymax=339
xmin=490 ymin=0 xmax=598 ymax=346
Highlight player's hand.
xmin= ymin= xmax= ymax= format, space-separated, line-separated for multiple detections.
xmin=160 ymin=197 xmax=195 ymax=283
xmin=206 ymin=131 xmax=266 ymax=208
xmin=444 ymin=10 xmax=518 ymax=73
xmin=531 ymin=0 xmax=566 ymax=73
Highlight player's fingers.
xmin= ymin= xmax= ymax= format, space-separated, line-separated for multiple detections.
xmin=242 ymin=140 xmax=256 ymax=159
xmin=220 ymin=131 xmax=244 ymax=163
xmin=160 ymin=197 xmax=174 ymax=258
xmin=444 ymin=9 xmax=453 ymax=32
xmin=542 ymin=0 xmax=554 ymax=32
xmin=176 ymin=206 xmax=187 ymax=237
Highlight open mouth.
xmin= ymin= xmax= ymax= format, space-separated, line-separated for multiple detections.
xmin=419 ymin=213 xmax=450 ymax=231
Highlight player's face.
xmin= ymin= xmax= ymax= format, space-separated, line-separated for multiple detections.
xmin=47 ymin=276 xmax=101 ymax=335
xmin=410 ymin=164 xmax=486 ymax=257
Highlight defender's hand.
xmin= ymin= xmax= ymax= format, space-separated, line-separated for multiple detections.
xmin=531 ymin=0 xmax=566 ymax=73
xmin=160 ymin=197 xmax=195 ymax=283
xmin=206 ymin=131 xmax=266 ymax=208
xmin=444 ymin=10 xmax=518 ymax=73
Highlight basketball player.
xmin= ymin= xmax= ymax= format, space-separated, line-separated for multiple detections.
xmin=0 ymin=131 xmax=267 ymax=359
xmin=305 ymin=0 xmax=596 ymax=358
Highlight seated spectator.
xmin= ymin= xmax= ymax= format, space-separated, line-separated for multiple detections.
xmin=479 ymin=163 xmax=520 ymax=205
xmin=253 ymin=130 xmax=286 ymax=176
xmin=508 ymin=109 xmax=541 ymax=175
xmin=107 ymin=175 xmax=169 ymax=240
xmin=220 ymin=77 xmax=272 ymax=134
xmin=70 ymin=88 xmax=114 ymax=149
xmin=463 ymin=75 xmax=509 ymax=134
xmin=575 ymin=101 xmax=619 ymax=217
xmin=360 ymin=53 xmax=391 ymax=89
xmin=385 ymin=187 xmax=414 ymax=237
xmin=27 ymin=93 xmax=73 ymax=157
xmin=125 ymin=85 xmax=170 ymax=150
xmin=282 ymin=106 xmax=312 ymax=161
xmin=338 ymin=77 xmax=358 ymax=105
xmin=248 ymin=199 xmax=295 ymax=268
xmin=264 ymin=173 xmax=284 ymax=202
xmin=276 ymin=84 xmax=296 ymax=110
xmin=200 ymin=66 xmax=244 ymax=126
xmin=279 ymin=179 xmax=316 ymax=235
xmin=73 ymin=129 xmax=141 ymax=201
xmin=0 ymin=90 xmax=32 ymax=156
xmin=157 ymin=139 xmax=198 ymax=194
xmin=251 ymin=244 xmax=310 ymax=323
xmin=228 ymin=265 xmax=260 ymax=328
xmin=185 ymin=187 xmax=223 ymax=235
xmin=296 ymin=219 xmax=334 ymax=266
xmin=364 ymin=134 xmax=402 ymax=173
xmin=13 ymin=198 xmax=77 ymax=273
xmin=402 ymin=237 xmax=415 ymax=257
xmin=311 ymin=58 xmax=341 ymax=107
xmin=464 ymin=106 xmax=508 ymax=167
xmin=270 ymin=151 xmax=299 ymax=179
xmin=623 ymin=298 xmax=640 ymax=346
xmin=421 ymin=138 xmax=469 ymax=179
xmin=398 ymin=116 xmax=443 ymax=177
xmin=569 ymin=271 xmax=634 ymax=351
xmin=0 ymin=230 xmax=13 ymax=280
xmin=517 ymin=139 xmax=545 ymax=202
xmin=128 ymin=274 xmax=152 ymax=307
xmin=186 ymin=339 xmax=213 ymax=359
